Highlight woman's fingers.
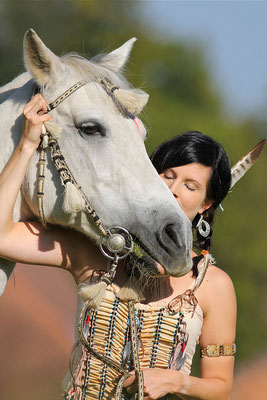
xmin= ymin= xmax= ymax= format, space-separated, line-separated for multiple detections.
xmin=23 ymin=94 xmax=48 ymax=115
xmin=23 ymin=94 xmax=52 ymax=124
xmin=123 ymin=373 xmax=138 ymax=394
xmin=21 ymin=94 xmax=53 ymax=148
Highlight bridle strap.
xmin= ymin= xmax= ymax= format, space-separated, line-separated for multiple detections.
xmin=37 ymin=135 xmax=109 ymax=236
xmin=37 ymin=78 xmax=109 ymax=235
xmin=49 ymin=136 xmax=109 ymax=236
xmin=46 ymin=80 xmax=86 ymax=112
xmin=37 ymin=147 xmax=49 ymax=229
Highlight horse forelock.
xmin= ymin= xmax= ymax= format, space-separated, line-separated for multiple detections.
xmin=60 ymin=53 xmax=131 ymax=89
xmin=59 ymin=53 xmax=147 ymax=116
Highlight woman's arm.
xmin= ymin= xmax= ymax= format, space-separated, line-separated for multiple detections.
xmin=124 ymin=266 xmax=236 ymax=400
xmin=0 ymin=95 xmax=100 ymax=282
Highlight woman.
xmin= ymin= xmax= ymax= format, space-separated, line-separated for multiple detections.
xmin=0 ymin=94 xmax=236 ymax=399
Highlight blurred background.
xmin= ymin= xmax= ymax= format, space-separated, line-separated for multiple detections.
xmin=0 ymin=1 xmax=266 ymax=399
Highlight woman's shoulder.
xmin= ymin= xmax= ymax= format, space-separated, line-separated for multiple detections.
xmin=201 ymin=263 xmax=234 ymax=289
xmin=197 ymin=263 xmax=236 ymax=315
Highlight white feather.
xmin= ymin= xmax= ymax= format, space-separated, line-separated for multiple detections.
xmin=230 ymin=139 xmax=266 ymax=189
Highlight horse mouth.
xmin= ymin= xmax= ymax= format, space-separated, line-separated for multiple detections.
xmin=129 ymin=233 xmax=162 ymax=277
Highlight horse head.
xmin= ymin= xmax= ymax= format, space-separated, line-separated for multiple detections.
xmin=0 ymin=30 xmax=193 ymax=289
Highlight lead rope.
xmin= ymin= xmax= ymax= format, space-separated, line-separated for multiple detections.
xmin=127 ymin=300 xmax=144 ymax=400
xmin=78 ymin=298 xmax=143 ymax=400
xmin=38 ymin=134 xmax=144 ymax=399
xmin=36 ymin=78 xmax=145 ymax=399
xmin=37 ymin=146 xmax=48 ymax=228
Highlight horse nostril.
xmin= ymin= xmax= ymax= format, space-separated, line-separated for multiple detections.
xmin=164 ymin=224 xmax=180 ymax=248
xmin=156 ymin=223 xmax=183 ymax=255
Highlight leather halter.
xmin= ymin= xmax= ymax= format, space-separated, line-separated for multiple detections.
xmin=36 ymin=77 xmax=142 ymax=259
xmin=46 ymin=80 xmax=86 ymax=112
xmin=36 ymin=78 xmax=145 ymax=398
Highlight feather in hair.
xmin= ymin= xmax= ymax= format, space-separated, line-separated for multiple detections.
xmin=230 ymin=139 xmax=266 ymax=190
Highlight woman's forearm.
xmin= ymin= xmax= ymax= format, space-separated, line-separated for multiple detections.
xmin=125 ymin=368 xmax=232 ymax=400
xmin=0 ymin=139 xmax=36 ymax=235
xmin=0 ymin=94 xmax=51 ymax=240
xmin=172 ymin=373 xmax=231 ymax=400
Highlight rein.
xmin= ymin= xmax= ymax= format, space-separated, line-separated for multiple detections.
xmin=35 ymin=78 xmax=144 ymax=399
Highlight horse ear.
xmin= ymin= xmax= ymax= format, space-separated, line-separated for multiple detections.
xmin=23 ymin=29 xmax=64 ymax=86
xmin=94 ymin=38 xmax=137 ymax=73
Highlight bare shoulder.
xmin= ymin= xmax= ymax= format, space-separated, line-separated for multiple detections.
xmin=197 ymin=264 xmax=236 ymax=315
xmin=202 ymin=264 xmax=235 ymax=290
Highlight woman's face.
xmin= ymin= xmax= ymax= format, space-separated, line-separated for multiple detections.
xmin=160 ymin=163 xmax=213 ymax=221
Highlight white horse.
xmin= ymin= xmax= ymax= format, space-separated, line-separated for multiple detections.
xmin=0 ymin=30 xmax=193 ymax=296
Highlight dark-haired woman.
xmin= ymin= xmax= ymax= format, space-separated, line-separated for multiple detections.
xmin=124 ymin=132 xmax=236 ymax=399
xmin=0 ymin=95 xmax=236 ymax=399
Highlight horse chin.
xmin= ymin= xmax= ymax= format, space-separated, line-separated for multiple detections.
xmin=125 ymin=252 xmax=161 ymax=281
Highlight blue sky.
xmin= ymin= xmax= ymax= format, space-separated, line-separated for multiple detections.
xmin=141 ymin=1 xmax=267 ymax=118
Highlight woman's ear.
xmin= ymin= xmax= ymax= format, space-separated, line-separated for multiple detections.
xmin=198 ymin=200 xmax=214 ymax=215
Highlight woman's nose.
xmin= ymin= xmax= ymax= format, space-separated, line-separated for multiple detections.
xmin=170 ymin=181 xmax=179 ymax=199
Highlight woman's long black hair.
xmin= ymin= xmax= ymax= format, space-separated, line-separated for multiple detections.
xmin=150 ymin=131 xmax=231 ymax=276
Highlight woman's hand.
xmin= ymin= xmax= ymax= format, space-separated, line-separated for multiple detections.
xmin=22 ymin=94 xmax=52 ymax=149
xmin=124 ymin=368 xmax=182 ymax=400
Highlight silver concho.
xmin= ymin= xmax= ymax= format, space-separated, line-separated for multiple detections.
xmin=99 ymin=226 xmax=133 ymax=260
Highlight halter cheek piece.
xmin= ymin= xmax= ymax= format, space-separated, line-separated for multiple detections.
xmin=37 ymin=77 xmax=139 ymax=259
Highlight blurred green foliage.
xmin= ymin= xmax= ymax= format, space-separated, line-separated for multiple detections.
xmin=0 ymin=0 xmax=266 ymax=388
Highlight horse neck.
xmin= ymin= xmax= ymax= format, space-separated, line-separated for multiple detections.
xmin=0 ymin=72 xmax=31 ymax=104
xmin=0 ymin=78 xmax=33 ymax=167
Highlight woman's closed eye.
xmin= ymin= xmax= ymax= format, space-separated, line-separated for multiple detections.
xmin=184 ymin=183 xmax=196 ymax=192
xmin=163 ymin=173 xmax=175 ymax=180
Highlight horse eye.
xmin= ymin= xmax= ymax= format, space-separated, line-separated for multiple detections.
xmin=79 ymin=122 xmax=104 ymax=136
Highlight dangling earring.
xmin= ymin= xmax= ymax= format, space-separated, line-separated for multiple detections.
xmin=196 ymin=215 xmax=210 ymax=238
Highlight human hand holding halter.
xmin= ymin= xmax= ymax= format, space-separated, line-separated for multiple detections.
xmin=124 ymin=368 xmax=184 ymax=399
xmin=22 ymin=94 xmax=52 ymax=149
